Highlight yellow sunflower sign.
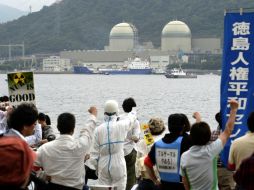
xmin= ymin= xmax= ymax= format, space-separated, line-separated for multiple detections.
xmin=7 ymin=71 xmax=35 ymax=107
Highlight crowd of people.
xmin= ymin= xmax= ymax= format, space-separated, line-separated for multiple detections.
xmin=0 ymin=96 xmax=254 ymax=190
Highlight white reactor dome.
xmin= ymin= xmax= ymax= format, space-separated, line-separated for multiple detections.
xmin=162 ymin=20 xmax=191 ymax=37
xmin=109 ymin=22 xmax=137 ymax=51
xmin=110 ymin=22 xmax=134 ymax=38
xmin=161 ymin=20 xmax=191 ymax=52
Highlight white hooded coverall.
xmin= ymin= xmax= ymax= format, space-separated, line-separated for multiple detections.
xmin=90 ymin=112 xmax=137 ymax=189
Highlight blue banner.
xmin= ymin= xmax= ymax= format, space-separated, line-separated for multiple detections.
xmin=220 ymin=12 xmax=254 ymax=166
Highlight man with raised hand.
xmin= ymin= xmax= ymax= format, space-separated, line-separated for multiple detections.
xmin=35 ymin=112 xmax=96 ymax=190
xmin=180 ymin=99 xmax=238 ymax=190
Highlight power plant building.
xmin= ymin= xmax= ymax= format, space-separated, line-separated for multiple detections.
xmin=60 ymin=20 xmax=221 ymax=70
xmin=106 ymin=22 xmax=138 ymax=51
xmin=192 ymin=38 xmax=221 ymax=53
xmin=161 ymin=21 xmax=192 ymax=52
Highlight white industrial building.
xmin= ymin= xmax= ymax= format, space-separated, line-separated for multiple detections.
xmin=192 ymin=38 xmax=221 ymax=53
xmin=43 ymin=56 xmax=71 ymax=72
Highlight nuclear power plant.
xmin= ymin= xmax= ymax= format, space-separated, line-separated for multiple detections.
xmin=60 ymin=20 xmax=221 ymax=71
xmin=161 ymin=21 xmax=191 ymax=52
xmin=108 ymin=22 xmax=138 ymax=51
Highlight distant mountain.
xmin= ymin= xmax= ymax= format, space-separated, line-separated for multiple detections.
xmin=0 ymin=0 xmax=253 ymax=54
xmin=0 ymin=4 xmax=28 ymax=23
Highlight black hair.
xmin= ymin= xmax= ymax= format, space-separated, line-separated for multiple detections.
xmin=38 ymin=113 xmax=46 ymax=121
xmin=57 ymin=113 xmax=75 ymax=134
xmin=215 ymin=112 xmax=222 ymax=129
xmin=45 ymin=115 xmax=51 ymax=125
xmin=247 ymin=112 xmax=254 ymax=132
xmin=168 ymin=113 xmax=186 ymax=134
xmin=38 ymin=113 xmax=51 ymax=125
xmin=7 ymin=103 xmax=38 ymax=132
xmin=122 ymin=97 xmax=136 ymax=113
xmin=0 ymin=96 xmax=9 ymax=102
xmin=181 ymin=114 xmax=191 ymax=133
xmin=190 ymin=122 xmax=211 ymax=145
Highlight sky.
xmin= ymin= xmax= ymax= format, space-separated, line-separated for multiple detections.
xmin=0 ymin=0 xmax=56 ymax=12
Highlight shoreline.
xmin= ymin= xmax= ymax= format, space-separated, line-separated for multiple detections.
xmin=0 ymin=69 xmax=221 ymax=75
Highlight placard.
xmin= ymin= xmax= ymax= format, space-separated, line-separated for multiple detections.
xmin=7 ymin=71 xmax=35 ymax=107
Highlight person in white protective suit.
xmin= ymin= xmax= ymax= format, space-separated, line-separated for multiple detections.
xmin=89 ymin=100 xmax=137 ymax=189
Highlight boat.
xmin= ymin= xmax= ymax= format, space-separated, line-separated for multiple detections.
xmin=152 ymin=68 xmax=166 ymax=75
xmin=100 ymin=57 xmax=152 ymax=75
xmin=73 ymin=57 xmax=153 ymax=75
xmin=165 ymin=68 xmax=197 ymax=78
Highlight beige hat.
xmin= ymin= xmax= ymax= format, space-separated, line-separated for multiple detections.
xmin=148 ymin=117 xmax=165 ymax=135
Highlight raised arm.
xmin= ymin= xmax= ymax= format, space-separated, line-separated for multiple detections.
xmin=219 ymin=99 xmax=238 ymax=146
xmin=79 ymin=119 xmax=97 ymax=150
xmin=192 ymin=112 xmax=202 ymax=123
xmin=87 ymin=128 xmax=100 ymax=170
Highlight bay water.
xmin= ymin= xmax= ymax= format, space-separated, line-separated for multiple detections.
xmin=0 ymin=74 xmax=220 ymax=136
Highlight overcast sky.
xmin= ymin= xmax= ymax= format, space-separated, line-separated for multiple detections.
xmin=0 ymin=0 xmax=56 ymax=12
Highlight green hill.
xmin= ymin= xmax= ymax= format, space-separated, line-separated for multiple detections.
xmin=0 ymin=0 xmax=253 ymax=54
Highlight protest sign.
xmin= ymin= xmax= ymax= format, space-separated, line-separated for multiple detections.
xmin=7 ymin=71 xmax=35 ymax=107
xmin=220 ymin=10 xmax=254 ymax=165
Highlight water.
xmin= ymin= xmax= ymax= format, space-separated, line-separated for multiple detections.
xmin=0 ymin=74 xmax=221 ymax=135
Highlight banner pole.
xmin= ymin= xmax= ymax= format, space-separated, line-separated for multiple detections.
xmin=224 ymin=9 xmax=227 ymax=16
xmin=240 ymin=8 xmax=243 ymax=15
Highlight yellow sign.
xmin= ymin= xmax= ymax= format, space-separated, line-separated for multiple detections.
xmin=7 ymin=71 xmax=35 ymax=107
xmin=13 ymin=73 xmax=25 ymax=85
xmin=141 ymin=123 xmax=154 ymax=145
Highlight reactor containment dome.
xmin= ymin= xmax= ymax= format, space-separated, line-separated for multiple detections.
xmin=161 ymin=20 xmax=191 ymax=52
xmin=109 ymin=22 xmax=138 ymax=51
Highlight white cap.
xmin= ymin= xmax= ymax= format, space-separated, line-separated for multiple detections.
xmin=104 ymin=100 xmax=119 ymax=115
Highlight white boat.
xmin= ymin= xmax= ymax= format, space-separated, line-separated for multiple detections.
xmin=99 ymin=57 xmax=153 ymax=75
xmin=74 ymin=57 xmax=153 ymax=75
xmin=152 ymin=68 xmax=166 ymax=75
xmin=165 ymin=68 xmax=197 ymax=78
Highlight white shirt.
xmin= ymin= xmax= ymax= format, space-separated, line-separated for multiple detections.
xmin=180 ymin=138 xmax=223 ymax=190
xmin=0 ymin=110 xmax=7 ymax=134
xmin=4 ymin=128 xmax=27 ymax=141
xmin=25 ymin=123 xmax=42 ymax=146
xmin=86 ymin=114 xmax=98 ymax=153
xmin=120 ymin=113 xmax=140 ymax=156
xmin=4 ymin=123 xmax=42 ymax=146
xmin=35 ymin=123 xmax=95 ymax=190
xmin=86 ymin=114 xmax=98 ymax=130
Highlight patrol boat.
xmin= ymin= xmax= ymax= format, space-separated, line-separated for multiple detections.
xmin=165 ymin=67 xmax=197 ymax=78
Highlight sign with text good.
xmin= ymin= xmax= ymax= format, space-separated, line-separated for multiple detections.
xmin=8 ymin=71 xmax=35 ymax=107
